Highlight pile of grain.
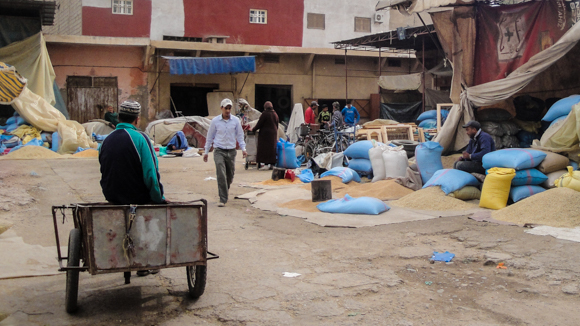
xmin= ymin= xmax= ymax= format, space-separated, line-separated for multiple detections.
xmin=492 ymin=187 xmax=580 ymax=228
xmin=72 ymin=149 xmax=99 ymax=158
xmin=278 ymin=199 xmax=320 ymax=213
xmin=391 ymin=186 xmax=478 ymax=211
xmin=0 ymin=146 xmax=61 ymax=160
xmin=302 ymin=176 xmax=414 ymax=201
xmin=256 ymin=178 xmax=303 ymax=186
xmin=441 ymin=154 xmax=462 ymax=169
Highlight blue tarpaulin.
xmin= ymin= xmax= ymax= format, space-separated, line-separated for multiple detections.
xmin=163 ymin=56 xmax=256 ymax=75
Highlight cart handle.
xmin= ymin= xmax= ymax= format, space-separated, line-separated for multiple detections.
xmin=207 ymin=251 xmax=220 ymax=260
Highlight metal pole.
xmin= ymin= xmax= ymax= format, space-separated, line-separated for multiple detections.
xmin=378 ymin=47 xmax=382 ymax=93
xmin=344 ymin=49 xmax=348 ymax=101
xmin=422 ymin=37 xmax=426 ymax=113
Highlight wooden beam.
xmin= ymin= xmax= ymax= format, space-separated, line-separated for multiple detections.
xmin=304 ymin=53 xmax=315 ymax=73
xmin=195 ymin=50 xmax=202 ymax=57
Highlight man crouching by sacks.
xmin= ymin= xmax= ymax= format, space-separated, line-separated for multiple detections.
xmin=454 ymin=120 xmax=496 ymax=174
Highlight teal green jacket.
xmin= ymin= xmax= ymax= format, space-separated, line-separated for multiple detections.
xmin=99 ymin=123 xmax=165 ymax=204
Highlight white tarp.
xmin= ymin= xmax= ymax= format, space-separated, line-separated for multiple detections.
xmin=145 ymin=116 xmax=211 ymax=145
xmin=378 ymin=73 xmax=422 ymax=91
xmin=435 ymin=21 xmax=580 ymax=152
xmin=376 ymin=0 xmax=474 ymax=14
xmin=286 ymin=103 xmax=305 ymax=144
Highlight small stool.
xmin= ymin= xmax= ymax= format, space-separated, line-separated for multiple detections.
xmin=271 ymin=167 xmax=286 ymax=181
xmin=311 ymin=179 xmax=332 ymax=202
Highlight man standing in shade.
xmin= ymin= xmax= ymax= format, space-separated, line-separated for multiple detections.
xmin=454 ymin=120 xmax=495 ymax=174
xmin=341 ymin=99 xmax=360 ymax=126
xmin=204 ymin=99 xmax=247 ymax=207
xmin=304 ymin=101 xmax=318 ymax=124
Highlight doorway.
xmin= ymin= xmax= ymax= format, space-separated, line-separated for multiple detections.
xmin=67 ymin=76 xmax=118 ymax=124
xmin=255 ymin=85 xmax=292 ymax=123
xmin=170 ymin=84 xmax=218 ymax=117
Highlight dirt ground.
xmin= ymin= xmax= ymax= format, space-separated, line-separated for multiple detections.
xmin=0 ymin=154 xmax=579 ymax=325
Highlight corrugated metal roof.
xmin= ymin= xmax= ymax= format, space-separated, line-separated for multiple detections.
xmin=0 ymin=0 xmax=57 ymax=26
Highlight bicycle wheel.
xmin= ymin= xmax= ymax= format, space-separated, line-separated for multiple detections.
xmin=305 ymin=141 xmax=316 ymax=161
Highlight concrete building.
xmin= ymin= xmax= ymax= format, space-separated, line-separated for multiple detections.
xmin=42 ymin=0 xmax=420 ymax=125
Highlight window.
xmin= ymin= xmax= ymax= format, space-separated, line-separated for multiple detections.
xmin=307 ymin=13 xmax=325 ymax=30
xmin=250 ymin=9 xmax=267 ymax=24
xmin=354 ymin=17 xmax=371 ymax=33
xmin=112 ymin=0 xmax=133 ymax=15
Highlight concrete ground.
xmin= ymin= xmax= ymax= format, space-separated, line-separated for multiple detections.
xmin=0 ymin=154 xmax=579 ymax=325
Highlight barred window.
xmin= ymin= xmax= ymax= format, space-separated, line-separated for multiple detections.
xmin=112 ymin=0 xmax=133 ymax=15
xmin=354 ymin=17 xmax=371 ymax=33
xmin=250 ymin=9 xmax=267 ymax=24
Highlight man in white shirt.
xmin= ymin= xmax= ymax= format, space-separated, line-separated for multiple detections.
xmin=204 ymin=99 xmax=247 ymax=206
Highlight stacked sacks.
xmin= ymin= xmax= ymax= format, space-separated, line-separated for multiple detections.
xmin=480 ymin=149 xmax=547 ymax=208
xmin=480 ymin=121 xmax=504 ymax=149
xmin=368 ymin=143 xmax=406 ymax=182
xmin=416 ymin=109 xmax=449 ymax=129
xmin=542 ymin=95 xmax=580 ymax=124
xmin=344 ymin=140 xmax=383 ymax=176
xmin=422 ymin=169 xmax=480 ymax=195
xmin=320 ymin=167 xmax=361 ymax=183
xmin=509 ymin=169 xmax=548 ymax=202
xmin=500 ymin=121 xmax=520 ymax=149
xmin=415 ymin=141 xmax=444 ymax=184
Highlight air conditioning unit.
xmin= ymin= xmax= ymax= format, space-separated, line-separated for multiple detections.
xmin=374 ymin=13 xmax=384 ymax=23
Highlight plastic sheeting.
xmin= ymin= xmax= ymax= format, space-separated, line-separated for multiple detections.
xmin=378 ymin=73 xmax=421 ymax=91
xmin=145 ymin=116 xmax=211 ymax=145
xmin=0 ymin=62 xmax=26 ymax=104
xmin=0 ymin=33 xmax=56 ymax=105
xmin=164 ymin=56 xmax=256 ymax=75
xmin=286 ymin=103 xmax=305 ymax=144
xmin=380 ymin=101 xmax=422 ymax=123
xmin=375 ymin=0 xmax=474 ymax=14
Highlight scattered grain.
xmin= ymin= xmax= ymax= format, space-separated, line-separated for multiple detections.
xmin=72 ymin=149 xmax=99 ymax=158
xmin=441 ymin=154 xmax=462 ymax=169
xmin=391 ymin=186 xmax=478 ymax=211
xmin=278 ymin=199 xmax=320 ymax=213
xmin=302 ymin=176 xmax=413 ymax=201
xmin=0 ymin=146 xmax=62 ymax=160
xmin=492 ymin=187 xmax=580 ymax=228
xmin=256 ymin=178 xmax=303 ymax=186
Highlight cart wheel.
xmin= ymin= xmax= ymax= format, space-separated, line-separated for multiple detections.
xmin=245 ymin=162 xmax=249 ymax=170
xmin=65 ymin=228 xmax=81 ymax=313
xmin=186 ymin=265 xmax=207 ymax=299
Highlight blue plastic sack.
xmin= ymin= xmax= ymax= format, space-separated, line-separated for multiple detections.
xmin=0 ymin=142 xmax=5 ymax=154
xmin=16 ymin=116 xmax=27 ymax=126
xmin=549 ymin=115 xmax=568 ymax=128
xmin=6 ymin=123 xmax=18 ymax=132
xmin=416 ymin=109 xmax=449 ymax=122
xmin=276 ymin=138 xmax=300 ymax=169
xmin=418 ymin=119 xmax=437 ymax=129
xmin=511 ymin=169 xmax=548 ymax=186
xmin=347 ymin=158 xmax=373 ymax=174
xmin=431 ymin=251 xmax=455 ymax=262
xmin=570 ymin=161 xmax=579 ymax=171
xmin=482 ymin=149 xmax=547 ymax=170
xmin=6 ymin=116 xmax=16 ymax=125
xmin=317 ymin=194 xmax=389 ymax=215
xmin=297 ymin=169 xmax=314 ymax=183
xmin=51 ymin=132 xmax=59 ymax=152
xmin=343 ymin=140 xmax=383 ymax=160
xmin=321 ymin=167 xmax=361 ymax=183
xmin=2 ymin=136 xmax=20 ymax=148
xmin=167 ymin=131 xmax=188 ymax=150
xmin=92 ymin=132 xmax=108 ymax=141
xmin=9 ymin=138 xmax=44 ymax=153
xmin=542 ymin=95 xmax=580 ymax=122
xmin=510 ymin=185 xmax=545 ymax=202
xmin=423 ymin=169 xmax=480 ymax=195
xmin=415 ymin=141 xmax=444 ymax=183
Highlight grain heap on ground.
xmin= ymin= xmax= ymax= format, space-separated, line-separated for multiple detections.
xmin=391 ymin=186 xmax=478 ymax=211
xmin=441 ymin=154 xmax=462 ymax=169
xmin=278 ymin=199 xmax=320 ymax=213
xmin=492 ymin=187 xmax=580 ymax=228
xmin=0 ymin=146 xmax=62 ymax=160
xmin=256 ymin=178 xmax=303 ymax=186
xmin=72 ymin=149 xmax=99 ymax=158
xmin=302 ymin=176 xmax=413 ymax=201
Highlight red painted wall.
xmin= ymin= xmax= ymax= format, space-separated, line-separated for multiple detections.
xmin=83 ymin=0 xmax=152 ymax=38
xmin=183 ymin=0 xmax=303 ymax=46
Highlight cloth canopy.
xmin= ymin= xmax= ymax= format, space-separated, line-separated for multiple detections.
xmin=378 ymin=73 xmax=422 ymax=91
xmin=163 ymin=56 xmax=256 ymax=75
xmin=434 ymin=21 xmax=580 ymax=153
xmin=0 ymin=62 xmax=27 ymax=104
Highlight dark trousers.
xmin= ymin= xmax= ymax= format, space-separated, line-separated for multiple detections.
xmin=214 ymin=148 xmax=237 ymax=203
xmin=454 ymin=160 xmax=486 ymax=175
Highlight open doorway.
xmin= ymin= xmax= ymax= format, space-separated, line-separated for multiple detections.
xmin=255 ymin=85 xmax=292 ymax=123
xmin=170 ymin=84 xmax=218 ymax=117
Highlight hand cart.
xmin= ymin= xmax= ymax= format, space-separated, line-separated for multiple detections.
xmin=51 ymin=199 xmax=218 ymax=313
xmin=245 ymin=130 xmax=258 ymax=170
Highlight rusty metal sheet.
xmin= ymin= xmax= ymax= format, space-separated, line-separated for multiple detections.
xmin=169 ymin=207 xmax=205 ymax=264
xmin=129 ymin=207 xmax=167 ymax=268
xmin=91 ymin=208 xmax=129 ymax=270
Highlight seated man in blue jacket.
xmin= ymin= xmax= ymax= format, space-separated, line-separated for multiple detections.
xmin=454 ymin=120 xmax=495 ymax=174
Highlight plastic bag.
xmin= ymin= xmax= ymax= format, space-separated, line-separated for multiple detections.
xmin=500 ymin=121 xmax=520 ymax=136
xmin=448 ymin=186 xmax=481 ymax=200
xmin=344 ymin=140 xmax=384 ymax=160
xmin=369 ymin=145 xmax=387 ymax=182
xmin=479 ymin=168 xmax=515 ymax=210
xmin=348 ymin=158 xmax=372 ymax=174
xmin=423 ymin=169 xmax=480 ymax=195
xmin=542 ymin=95 xmax=580 ymax=122
xmin=297 ymin=169 xmax=314 ymax=183
xmin=415 ymin=141 xmax=444 ymax=184
xmin=418 ymin=119 xmax=437 ymax=129
xmin=317 ymin=194 xmax=390 ymax=215
xmin=555 ymin=166 xmax=580 ymax=191
xmin=510 ymin=185 xmax=545 ymax=202
xmin=482 ymin=149 xmax=547 ymax=170
xmin=276 ymin=138 xmax=300 ymax=169
xmin=416 ymin=109 xmax=449 ymax=122
xmin=383 ymin=147 xmax=408 ymax=179
xmin=481 ymin=121 xmax=504 ymax=137
xmin=320 ymin=167 xmax=361 ymax=183
xmin=511 ymin=169 xmax=548 ymax=186
xmin=501 ymin=135 xmax=519 ymax=148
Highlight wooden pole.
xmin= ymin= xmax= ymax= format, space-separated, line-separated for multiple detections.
xmin=345 ymin=49 xmax=348 ymax=101
xmin=422 ymin=37 xmax=426 ymax=113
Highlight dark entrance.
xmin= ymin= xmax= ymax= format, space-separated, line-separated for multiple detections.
xmin=255 ymin=85 xmax=292 ymax=123
xmin=170 ymin=84 xmax=218 ymax=117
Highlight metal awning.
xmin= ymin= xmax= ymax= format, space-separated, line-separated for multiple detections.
xmin=0 ymin=0 xmax=57 ymax=26
xmin=162 ymin=56 xmax=256 ymax=75
xmin=333 ymin=24 xmax=440 ymax=52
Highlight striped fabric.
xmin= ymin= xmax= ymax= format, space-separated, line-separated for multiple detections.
xmin=0 ymin=62 xmax=27 ymax=104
